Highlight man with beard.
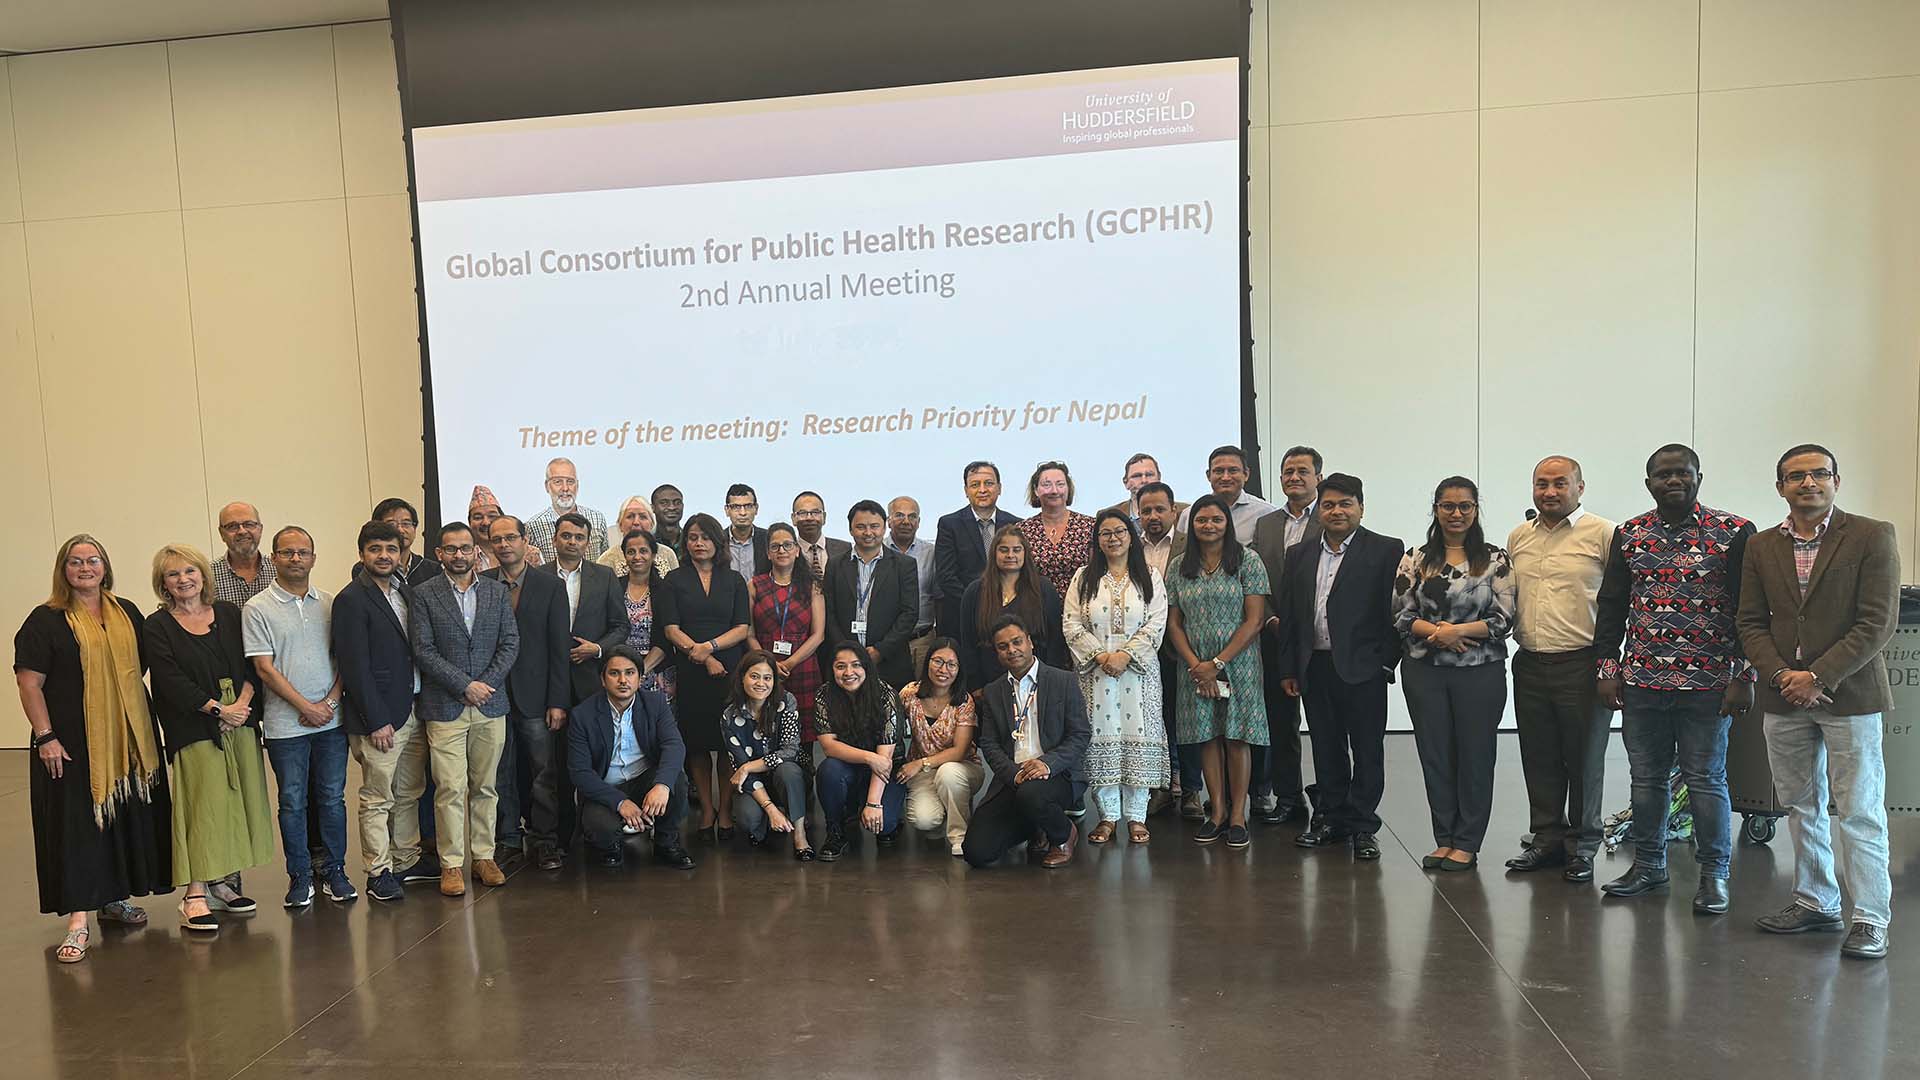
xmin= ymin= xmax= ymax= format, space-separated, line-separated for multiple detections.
xmin=211 ymin=501 xmax=275 ymax=603
xmin=351 ymin=498 xmax=444 ymax=586
xmin=526 ymin=458 xmax=610 ymax=562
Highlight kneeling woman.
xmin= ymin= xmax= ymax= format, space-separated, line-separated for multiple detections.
xmin=721 ymin=650 xmax=813 ymax=860
xmin=896 ymin=639 xmax=987 ymax=856
xmin=813 ymin=644 xmax=908 ymax=861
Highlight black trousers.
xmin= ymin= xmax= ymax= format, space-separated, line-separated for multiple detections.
xmin=1511 ymin=648 xmax=1610 ymax=858
xmin=961 ymin=774 xmax=1075 ymax=867
xmin=1301 ymin=651 xmax=1389 ymax=835
xmin=496 ymin=712 xmax=562 ymax=853
xmin=1401 ymin=659 xmax=1506 ymax=852
xmin=1256 ymin=624 xmax=1306 ymax=807
xmin=580 ymin=767 xmax=687 ymax=853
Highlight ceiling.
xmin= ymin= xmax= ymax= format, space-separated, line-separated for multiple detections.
xmin=0 ymin=0 xmax=388 ymax=54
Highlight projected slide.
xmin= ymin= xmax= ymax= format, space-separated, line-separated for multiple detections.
xmin=412 ymin=58 xmax=1241 ymax=525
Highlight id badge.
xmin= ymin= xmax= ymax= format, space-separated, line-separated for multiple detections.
xmin=850 ymin=620 xmax=868 ymax=638
xmin=1216 ymin=678 xmax=1233 ymax=699
xmin=772 ymin=640 xmax=794 ymax=657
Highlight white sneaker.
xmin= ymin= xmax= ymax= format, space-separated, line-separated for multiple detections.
xmin=949 ymin=840 xmax=965 ymax=857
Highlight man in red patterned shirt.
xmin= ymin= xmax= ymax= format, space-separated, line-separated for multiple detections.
xmin=1593 ymin=444 xmax=1755 ymax=916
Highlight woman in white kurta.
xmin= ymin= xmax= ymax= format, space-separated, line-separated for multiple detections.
xmin=1063 ymin=510 xmax=1169 ymax=844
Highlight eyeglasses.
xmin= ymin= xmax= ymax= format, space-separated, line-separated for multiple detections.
xmin=218 ymin=521 xmax=261 ymax=533
xmin=65 ymin=556 xmax=105 ymax=569
xmin=725 ymin=502 xmax=757 ymax=511
xmin=791 ymin=509 xmax=825 ymax=519
xmin=1097 ymin=529 xmax=1131 ymax=541
xmin=493 ymin=532 xmax=523 ymax=542
xmin=274 ymin=549 xmax=315 ymax=560
xmin=1784 ymin=469 xmax=1835 ymax=483
xmin=1435 ymin=502 xmax=1478 ymax=515
xmin=440 ymin=544 xmax=477 ymax=555
xmin=768 ymin=541 xmax=798 ymax=552
xmin=927 ymin=657 xmax=959 ymax=670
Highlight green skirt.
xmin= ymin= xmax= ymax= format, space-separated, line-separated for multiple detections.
xmin=170 ymin=727 xmax=275 ymax=885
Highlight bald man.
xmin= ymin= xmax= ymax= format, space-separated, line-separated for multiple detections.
xmin=885 ymin=495 xmax=939 ymax=674
xmin=211 ymin=500 xmax=277 ymax=604
xmin=525 ymin=457 xmax=610 ymax=563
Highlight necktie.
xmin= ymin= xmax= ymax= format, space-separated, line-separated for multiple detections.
xmin=979 ymin=517 xmax=994 ymax=555
xmin=508 ymin=579 xmax=521 ymax=612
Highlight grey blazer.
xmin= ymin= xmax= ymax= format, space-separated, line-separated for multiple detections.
xmin=1249 ymin=504 xmax=1322 ymax=603
xmin=540 ymin=560 xmax=631 ymax=703
xmin=409 ymin=574 xmax=520 ymax=721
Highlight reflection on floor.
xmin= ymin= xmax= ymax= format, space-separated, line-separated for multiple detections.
xmin=3 ymin=735 xmax=1914 ymax=1079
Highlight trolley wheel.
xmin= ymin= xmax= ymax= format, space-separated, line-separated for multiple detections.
xmin=1742 ymin=815 xmax=1777 ymax=845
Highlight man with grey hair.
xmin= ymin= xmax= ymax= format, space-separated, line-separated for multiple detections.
xmin=526 ymin=457 xmax=610 ymax=563
xmin=211 ymin=501 xmax=275 ymax=604
xmin=1504 ymin=456 xmax=1616 ymax=885
xmin=885 ymin=495 xmax=939 ymax=674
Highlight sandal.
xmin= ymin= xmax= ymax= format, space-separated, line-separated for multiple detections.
xmin=1087 ymin=821 xmax=1115 ymax=845
xmin=56 ymin=926 xmax=90 ymax=963
xmin=100 ymin=900 xmax=147 ymax=926
xmin=179 ymin=894 xmax=220 ymax=933
xmin=1127 ymin=822 xmax=1150 ymax=844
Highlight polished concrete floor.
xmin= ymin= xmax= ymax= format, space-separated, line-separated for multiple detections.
xmin=2 ymin=734 xmax=1915 ymax=1080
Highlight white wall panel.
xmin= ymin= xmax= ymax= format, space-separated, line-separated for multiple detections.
xmin=1269 ymin=0 xmax=1477 ymax=125
xmin=9 ymin=44 xmax=179 ymax=221
xmin=1478 ymin=95 xmax=1698 ymax=533
xmin=334 ymin=22 xmax=410 ymax=198
xmin=1702 ymin=0 xmax=1920 ymax=91
xmin=347 ymin=194 xmax=427 ymax=513
xmin=169 ymin=28 xmax=345 ymax=209
xmin=0 ymin=60 xmax=21 ymax=224
xmin=0 ymin=224 xmax=57 ymax=735
xmin=1481 ymin=1 xmax=1698 ymax=109
xmin=1695 ymin=77 xmax=1920 ymax=567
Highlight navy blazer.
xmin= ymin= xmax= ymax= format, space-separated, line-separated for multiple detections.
xmin=409 ymin=574 xmax=519 ymax=721
xmin=481 ymin=566 xmax=570 ymax=719
xmin=1276 ymin=525 xmax=1404 ymax=688
xmin=932 ymin=505 xmax=1019 ymax=638
xmin=568 ymin=690 xmax=687 ymax=810
xmin=332 ymin=574 xmax=418 ymax=737
xmin=823 ymin=547 xmax=920 ymax=688
xmin=539 ymin=560 xmax=631 ymax=703
xmin=975 ymin=661 xmax=1090 ymax=804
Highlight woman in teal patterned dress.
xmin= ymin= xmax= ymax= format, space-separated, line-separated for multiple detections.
xmin=1165 ymin=493 xmax=1269 ymax=851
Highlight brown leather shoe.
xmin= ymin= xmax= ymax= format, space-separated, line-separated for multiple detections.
xmin=1041 ymin=822 xmax=1078 ymax=869
xmin=473 ymin=859 xmax=506 ymax=887
xmin=439 ymin=867 xmax=466 ymax=896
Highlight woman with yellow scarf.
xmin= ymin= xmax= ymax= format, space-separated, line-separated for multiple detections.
xmin=14 ymin=535 xmax=173 ymax=962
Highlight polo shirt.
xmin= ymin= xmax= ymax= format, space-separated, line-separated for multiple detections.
xmin=242 ymin=583 xmax=340 ymax=740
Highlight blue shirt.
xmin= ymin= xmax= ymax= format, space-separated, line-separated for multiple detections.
xmin=604 ymin=697 xmax=648 ymax=785
xmin=852 ymin=549 xmax=884 ymax=641
xmin=450 ymin=575 xmax=479 ymax=632
xmin=1313 ymin=534 xmax=1348 ymax=651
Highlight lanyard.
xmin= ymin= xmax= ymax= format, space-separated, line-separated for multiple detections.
xmin=1009 ymin=673 xmax=1036 ymax=744
xmin=855 ymin=565 xmax=877 ymax=619
xmin=771 ymin=584 xmax=793 ymax=636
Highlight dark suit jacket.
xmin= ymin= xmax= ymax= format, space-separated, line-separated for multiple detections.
xmin=567 ymin=690 xmax=686 ymax=810
xmin=1249 ymin=504 xmax=1323 ymax=604
xmin=481 ymin=566 xmax=570 ymax=719
xmin=332 ymin=575 xmax=418 ymax=737
xmin=351 ymin=551 xmax=443 ymax=588
xmin=975 ymin=662 xmax=1090 ymax=802
xmin=1276 ymin=525 xmax=1404 ymax=688
xmin=409 ymin=574 xmax=519 ymax=721
xmin=933 ymin=505 xmax=1020 ymax=637
xmin=720 ymin=526 xmax=773 ymax=578
xmin=539 ymin=560 xmax=631 ymax=703
xmin=1737 ymin=508 xmax=1901 ymax=715
xmin=823 ymin=547 xmax=921 ymax=687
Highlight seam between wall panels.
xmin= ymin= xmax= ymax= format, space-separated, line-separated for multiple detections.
xmin=7 ymin=57 xmax=59 ymax=556
xmin=332 ymin=25 xmax=376 ymax=515
xmin=164 ymin=42 xmax=218 ymax=559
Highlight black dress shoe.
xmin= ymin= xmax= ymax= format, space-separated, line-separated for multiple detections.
xmin=537 ymin=849 xmax=564 ymax=872
xmin=1754 ymin=902 xmax=1845 ymax=935
xmin=1842 ymin=922 xmax=1889 ymax=959
xmin=1693 ymin=877 xmax=1730 ymax=915
xmin=875 ymin=830 xmax=898 ymax=847
xmin=1294 ymin=822 xmax=1349 ymax=849
xmin=1563 ymin=856 xmax=1594 ymax=883
xmin=652 ymin=846 xmax=696 ymax=870
xmin=593 ymin=848 xmax=624 ymax=868
xmin=1601 ymin=864 xmax=1669 ymax=897
xmin=818 ymin=829 xmax=849 ymax=863
xmin=1504 ymin=847 xmax=1565 ymax=872
xmin=1351 ymin=833 xmax=1380 ymax=860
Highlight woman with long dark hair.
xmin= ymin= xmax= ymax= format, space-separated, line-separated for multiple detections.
xmin=720 ymin=649 xmax=812 ymax=859
xmin=956 ymin=525 xmax=1065 ymax=692
xmin=896 ymin=638 xmax=986 ymax=856
xmin=813 ymin=643 xmax=908 ymax=861
xmin=1392 ymin=477 xmax=1514 ymax=871
xmin=617 ymin=528 xmax=675 ymax=698
xmin=746 ymin=521 xmax=826 ymax=745
xmin=1063 ymin=511 xmax=1169 ymax=844
xmin=658 ymin=513 xmax=752 ymax=839
xmin=1165 ymin=494 xmax=1269 ymax=850
xmin=15 ymin=535 xmax=173 ymax=962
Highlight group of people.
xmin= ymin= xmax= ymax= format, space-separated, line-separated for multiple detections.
xmin=15 ymin=441 xmax=1902 ymax=964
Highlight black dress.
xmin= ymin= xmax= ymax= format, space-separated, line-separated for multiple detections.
xmin=656 ymin=565 xmax=751 ymax=754
xmin=956 ymin=578 xmax=1068 ymax=692
xmin=14 ymin=600 xmax=174 ymax=914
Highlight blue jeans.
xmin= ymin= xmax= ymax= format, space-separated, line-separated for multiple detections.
xmin=1764 ymin=709 xmax=1892 ymax=928
xmin=816 ymin=755 xmax=904 ymax=834
xmin=264 ymin=726 xmax=350 ymax=880
xmin=1621 ymin=687 xmax=1731 ymax=878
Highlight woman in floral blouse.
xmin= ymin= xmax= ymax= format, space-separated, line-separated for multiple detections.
xmin=1017 ymin=460 xmax=1096 ymax=598
xmin=895 ymin=638 xmax=986 ymax=856
xmin=720 ymin=650 xmax=812 ymax=859
xmin=1391 ymin=476 xmax=1515 ymax=871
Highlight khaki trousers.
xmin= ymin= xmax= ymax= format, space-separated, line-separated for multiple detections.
xmin=427 ymin=707 xmax=507 ymax=868
xmin=903 ymin=759 xmax=987 ymax=844
xmin=349 ymin=714 xmax=429 ymax=874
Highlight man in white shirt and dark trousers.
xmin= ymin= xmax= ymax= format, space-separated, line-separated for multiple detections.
xmin=568 ymin=648 xmax=695 ymax=870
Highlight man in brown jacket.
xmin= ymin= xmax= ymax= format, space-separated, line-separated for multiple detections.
xmin=1736 ymin=443 xmax=1901 ymax=960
